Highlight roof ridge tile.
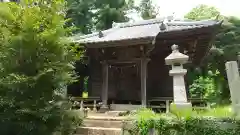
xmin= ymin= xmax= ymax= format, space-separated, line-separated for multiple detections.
xmin=71 ymin=18 xmax=222 ymax=44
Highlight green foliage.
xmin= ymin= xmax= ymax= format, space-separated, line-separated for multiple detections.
xmin=93 ymin=0 xmax=132 ymax=30
xmin=125 ymin=109 xmax=240 ymax=135
xmin=215 ymin=17 xmax=240 ymax=61
xmin=184 ymin=4 xmax=221 ymax=21
xmin=185 ymin=4 xmax=240 ymax=103
xmin=134 ymin=108 xmax=158 ymax=135
xmin=0 ymin=1 xmax=82 ymax=135
xmin=66 ymin=0 xmax=160 ymax=32
xmin=66 ymin=0 xmax=135 ymax=33
xmin=189 ymin=71 xmax=219 ymax=102
xmin=210 ymin=17 xmax=240 ymax=101
xmin=135 ymin=108 xmax=159 ymax=120
xmin=66 ymin=0 xmax=95 ymax=34
xmin=83 ymin=76 xmax=89 ymax=91
xmin=198 ymin=106 xmax=232 ymax=118
xmin=170 ymin=103 xmax=192 ymax=119
xmin=138 ymin=0 xmax=159 ymax=20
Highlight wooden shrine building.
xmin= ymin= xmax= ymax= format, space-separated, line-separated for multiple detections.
xmin=71 ymin=17 xmax=222 ymax=109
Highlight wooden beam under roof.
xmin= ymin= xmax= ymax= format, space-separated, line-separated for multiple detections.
xmin=105 ymin=58 xmax=151 ymax=64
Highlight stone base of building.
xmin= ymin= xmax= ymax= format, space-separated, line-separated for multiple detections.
xmin=110 ymin=104 xmax=142 ymax=111
xmin=99 ymin=105 xmax=109 ymax=113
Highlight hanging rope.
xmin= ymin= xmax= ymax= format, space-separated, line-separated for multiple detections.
xmin=110 ymin=64 xmax=136 ymax=69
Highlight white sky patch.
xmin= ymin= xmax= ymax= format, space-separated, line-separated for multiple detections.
xmin=130 ymin=0 xmax=240 ymax=21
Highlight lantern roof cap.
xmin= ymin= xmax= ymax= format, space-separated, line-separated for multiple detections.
xmin=165 ymin=44 xmax=189 ymax=65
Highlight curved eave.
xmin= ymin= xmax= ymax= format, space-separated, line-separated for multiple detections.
xmin=152 ymin=20 xmax=222 ymax=66
xmin=74 ymin=20 xmax=223 ymax=50
xmin=156 ymin=20 xmax=223 ymax=38
xmin=78 ymin=36 xmax=155 ymax=48
xmin=197 ymin=21 xmax=223 ymax=66
xmin=192 ymin=21 xmax=223 ymax=66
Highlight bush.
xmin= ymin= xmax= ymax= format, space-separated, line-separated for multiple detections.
xmin=189 ymin=70 xmax=220 ymax=103
xmin=0 ymin=1 xmax=81 ymax=135
xmin=189 ymin=76 xmax=215 ymax=100
xmin=124 ymin=109 xmax=240 ymax=135
xmin=126 ymin=116 xmax=240 ymax=135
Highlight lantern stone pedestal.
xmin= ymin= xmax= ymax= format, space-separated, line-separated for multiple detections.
xmin=165 ymin=44 xmax=192 ymax=112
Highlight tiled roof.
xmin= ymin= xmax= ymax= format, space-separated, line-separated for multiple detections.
xmin=72 ymin=17 xmax=221 ymax=45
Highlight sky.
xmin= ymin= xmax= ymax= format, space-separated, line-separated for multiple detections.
xmin=131 ymin=0 xmax=240 ymax=21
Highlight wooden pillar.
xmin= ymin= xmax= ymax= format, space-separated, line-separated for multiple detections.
xmin=141 ymin=58 xmax=150 ymax=107
xmin=166 ymin=100 xmax=170 ymax=113
xmin=100 ymin=61 xmax=109 ymax=111
xmin=93 ymin=100 xmax=97 ymax=112
xmin=80 ymin=100 xmax=84 ymax=111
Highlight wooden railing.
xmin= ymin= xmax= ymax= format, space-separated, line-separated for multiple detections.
xmin=70 ymin=97 xmax=101 ymax=111
xmin=70 ymin=96 xmax=210 ymax=113
xmin=148 ymin=97 xmax=210 ymax=113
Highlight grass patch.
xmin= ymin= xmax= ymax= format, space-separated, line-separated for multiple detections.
xmin=195 ymin=105 xmax=232 ymax=118
xmin=128 ymin=105 xmax=233 ymax=118
xmin=124 ymin=106 xmax=239 ymax=135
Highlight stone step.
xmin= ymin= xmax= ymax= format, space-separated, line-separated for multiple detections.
xmin=83 ymin=119 xmax=124 ymax=128
xmin=86 ymin=115 xmax=129 ymax=121
xmin=76 ymin=127 xmax=122 ymax=135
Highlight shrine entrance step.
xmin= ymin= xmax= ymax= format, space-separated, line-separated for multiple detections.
xmin=76 ymin=127 xmax=122 ymax=135
xmin=76 ymin=111 xmax=132 ymax=135
xmin=110 ymin=104 xmax=142 ymax=111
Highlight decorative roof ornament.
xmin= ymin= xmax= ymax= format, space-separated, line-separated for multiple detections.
xmin=98 ymin=31 xmax=104 ymax=38
xmin=165 ymin=44 xmax=189 ymax=65
xmin=215 ymin=14 xmax=220 ymax=21
xmin=159 ymin=21 xmax=167 ymax=31
xmin=167 ymin=13 xmax=175 ymax=22
xmin=112 ymin=22 xmax=117 ymax=28
xmin=171 ymin=44 xmax=179 ymax=52
xmin=172 ymin=12 xmax=176 ymax=20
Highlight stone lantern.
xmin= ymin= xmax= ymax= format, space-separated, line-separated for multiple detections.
xmin=165 ymin=44 xmax=192 ymax=110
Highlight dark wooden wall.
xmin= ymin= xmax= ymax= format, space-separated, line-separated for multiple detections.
xmin=88 ymin=59 xmax=141 ymax=101
xmin=148 ymin=46 xmax=173 ymax=98
xmin=67 ymin=61 xmax=89 ymax=96
xmin=87 ymin=43 xmax=176 ymax=102
xmin=88 ymin=58 xmax=102 ymax=97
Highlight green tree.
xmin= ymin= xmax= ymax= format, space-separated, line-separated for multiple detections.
xmin=66 ymin=0 xmax=135 ymax=32
xmin=66 ymin=0 xmax=95 ymax=34
xmin=185 ymin=5 xmax=222 ymax=103
xmin=94 ymin=0 xmax=133 ymax=30
xmin=185 ymin=4 xmax=240 ymax=103
xmin=138 ymin=0 xmax=159 ymax=20
xmin=0 ymin=1 xmax=81 ymax=135
xmin=209 ymin=17 xmax=240 ymax=101
xmin=185 ymin=4 xmax=220 ymax=21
